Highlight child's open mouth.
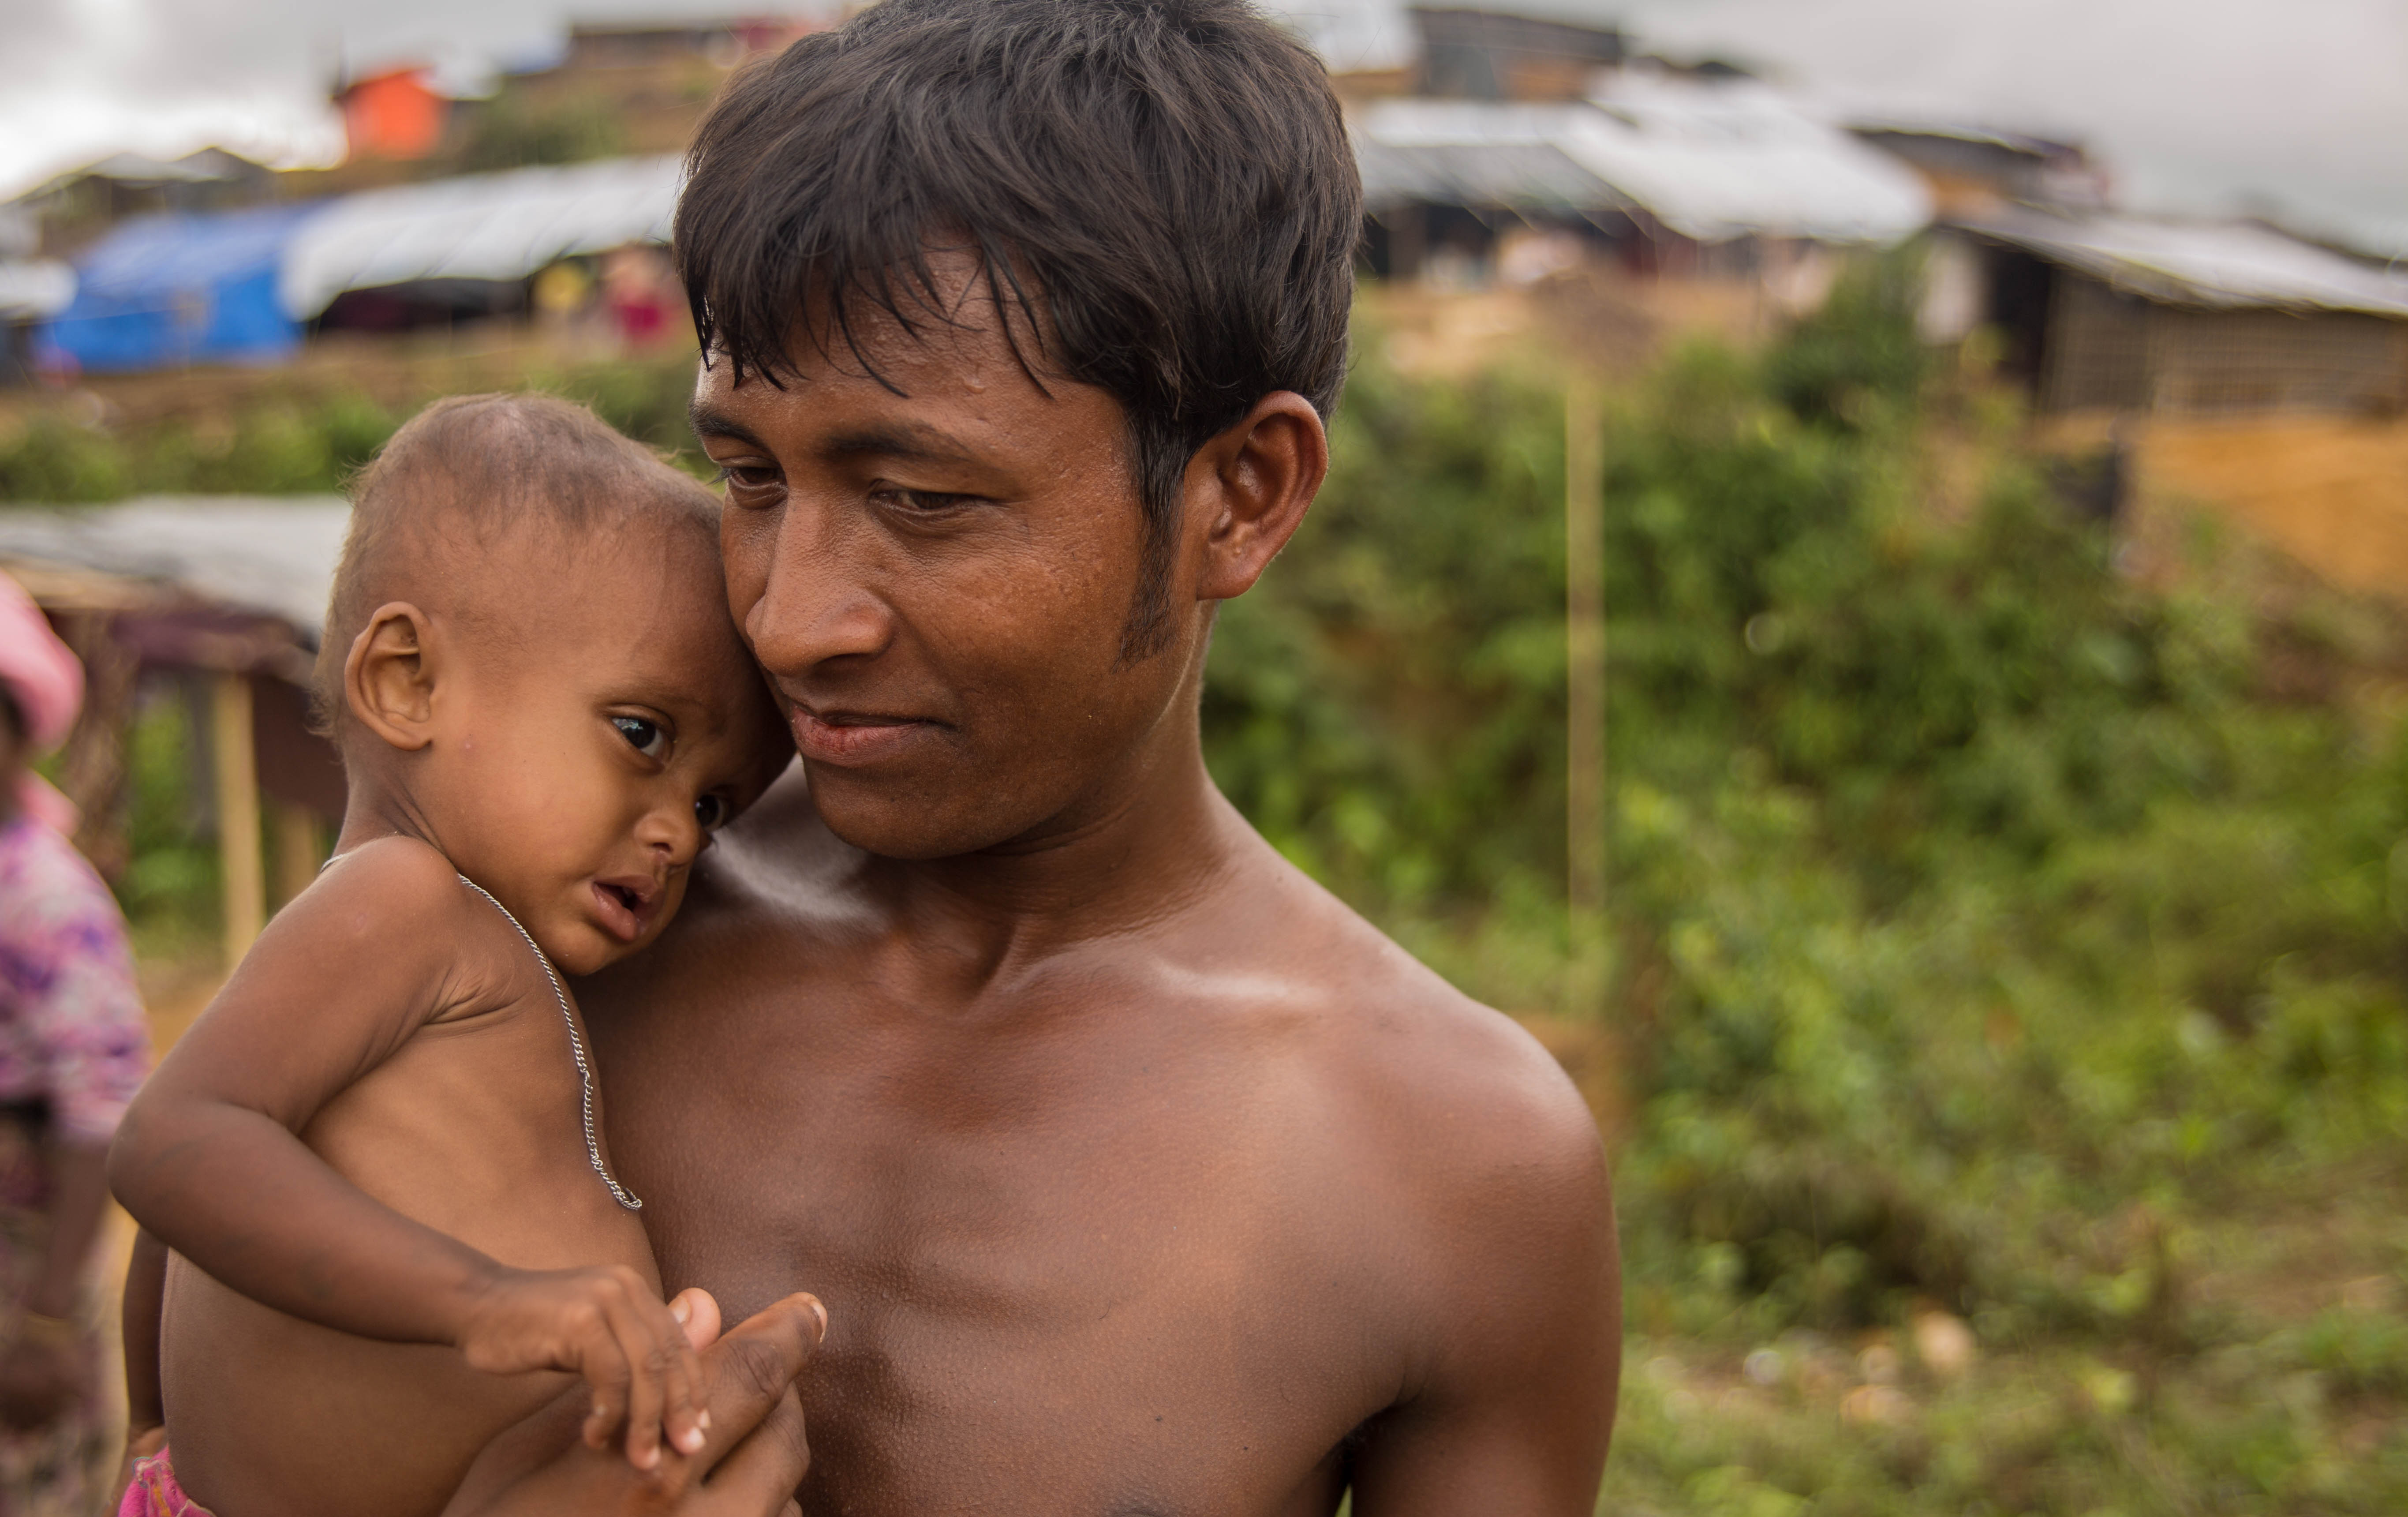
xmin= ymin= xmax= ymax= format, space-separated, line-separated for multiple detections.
xmin=590 ymin=878 xmax=658 ymax=943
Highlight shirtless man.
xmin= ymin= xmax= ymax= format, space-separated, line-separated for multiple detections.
xmin=444 ymin=2 xmax=1619 ymax=1512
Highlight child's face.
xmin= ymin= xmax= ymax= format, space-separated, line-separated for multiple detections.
xmin=415 ymin=525 xmax=789 ymax=975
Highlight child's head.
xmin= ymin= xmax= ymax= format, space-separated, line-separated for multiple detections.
xmin=321 ymin=393 xmax=788 ymax=974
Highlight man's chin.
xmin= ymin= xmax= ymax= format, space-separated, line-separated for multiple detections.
xmin=804 ymin=773 xmax=1041 ymax=863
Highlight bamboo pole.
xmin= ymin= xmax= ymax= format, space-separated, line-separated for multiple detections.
xmin=1566 ymin=379 xmax=1606 ymax=921
xmin=269 ymin=801 xmax=323 ymax=912
xmin=211 ymin=673 xmax=265 ymax=967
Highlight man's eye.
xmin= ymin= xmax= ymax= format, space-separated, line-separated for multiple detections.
xmin=717 ymin=465 xmax=778 ymax=491
xmin=695 ymin=793 xmax=733 ymax=832
xmin=612 ymin=716 xmax=669 ymax=759
xmin=871 ymin=485 xmax=973 ymax=513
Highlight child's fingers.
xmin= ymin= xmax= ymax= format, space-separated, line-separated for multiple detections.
xmin=610 ymin=1295 xmax=671 ymax=1472
xmin=580 ymin=1320 xmax=633 ymax=1453
xmin=581 ymin=1341 xmax=630 ymax=1454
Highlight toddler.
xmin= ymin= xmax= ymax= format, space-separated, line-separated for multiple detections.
xmin=108 ymin=394 xmax=791 ymax=1517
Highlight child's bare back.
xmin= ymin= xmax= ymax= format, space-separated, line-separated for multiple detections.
xmin=108 ymin=395 xmax=792 ymax=1517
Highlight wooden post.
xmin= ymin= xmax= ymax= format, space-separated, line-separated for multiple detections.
xmin=211 ymin=673 xmax=265 ymax=967
xmin=269 ymin=801 xmax=323 ymax=911
xmin=1565 ymin=378 xmax=1608 ymax=1022
xmin=55 ymin=611 xmax=138 ymax=880
xmin=1566 ymin=379 xmax=1607 ymax=921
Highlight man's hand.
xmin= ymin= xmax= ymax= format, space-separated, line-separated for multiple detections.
xmin=445 ymin=1289 xmax=826 ymax=1517
xmin=458 ymin=1265 xmax=706 ymax=1470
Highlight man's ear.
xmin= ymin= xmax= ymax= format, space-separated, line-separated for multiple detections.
xmin=344 ymin=603 xmax=441 ymax=753
xmin=1187 ymin=391 xmax=1328 ymax=603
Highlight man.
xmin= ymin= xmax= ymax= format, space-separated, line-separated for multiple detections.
xmin=453 ymin=1 xmax=1619 ymax=1511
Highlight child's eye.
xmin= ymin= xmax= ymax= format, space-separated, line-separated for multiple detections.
xmin=694 ymin=794 xmax=732 ymax=832
xmin=612 ymin=716 xmax=669 ymax=759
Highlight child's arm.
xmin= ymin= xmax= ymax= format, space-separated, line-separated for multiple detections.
xmin=105 ymin=838 xmax=703 ymax=1468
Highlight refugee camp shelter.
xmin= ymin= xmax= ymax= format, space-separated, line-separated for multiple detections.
xmin=1413 ymin=7 xmax=1627 ymax=101
xmin=41 ymin=204 xmax=324 ymax=373
xmin=1353 ymin=71 xmax=1931 ymax=282
xmin=0 ymin=498 xmax=350 ymax=965
xmin=27 ymin=153 xmax=685 ymax=370
xmin=280 ymin=154 xmax=681 ymax=331
xmin=1934 ymin=210 xmax=2408 ymax=414
xmin=0 ymin=259 xmax=74 ymax=385
xmin=1847 ymin=118 xmax=2110 ymax=217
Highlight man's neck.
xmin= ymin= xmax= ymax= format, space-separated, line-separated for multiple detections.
xmin=854 ymin=720 xmax=1247 ymax=977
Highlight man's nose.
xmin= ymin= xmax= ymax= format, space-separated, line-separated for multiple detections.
xmin=742 ymin=497 xmax=895 ymax=676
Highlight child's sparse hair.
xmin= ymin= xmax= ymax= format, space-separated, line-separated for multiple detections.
xmin=313 ymin=393 xmax=723 ymax=738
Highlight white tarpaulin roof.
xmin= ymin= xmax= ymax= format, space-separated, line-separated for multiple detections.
xmin=0 ymin=260 xmax=75 ymax=321
xmin=278 ymin=155 xmax=683 ymax=319
xmin=0 ymin=497 xmax=351 ymax=636
xmin=1353 ymin=77 xmax=1931 ymax=244
xmin=1261 ymin=0 xmax=1418 ymax=74
xmin=1956 ymin=208 xmax=2408 ymax=317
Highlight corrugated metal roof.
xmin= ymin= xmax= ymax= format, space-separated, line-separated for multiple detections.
xmin=278 ymin=155 xmax=683 ymax=319
xmin=1958 ymin=208 xmax=2408 ymax=317
xmin=0 ymin=497 xmax=349 ymax=636
xmin=1355 ymin=113 xmax=1629 ymax=213
xmin=1352 ymin=80 xmax=1932 ymax=243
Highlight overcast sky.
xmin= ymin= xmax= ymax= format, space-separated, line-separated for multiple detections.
xmin=3 ymin=0 xmax=2404 ymax=255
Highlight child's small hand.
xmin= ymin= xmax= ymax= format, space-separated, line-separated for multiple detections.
xmin=457 ymin=1265 xmax=707 ymax=1470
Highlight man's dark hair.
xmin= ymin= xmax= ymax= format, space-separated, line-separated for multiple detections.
xmin=674 ymin=0 xmax=1362 ymax=659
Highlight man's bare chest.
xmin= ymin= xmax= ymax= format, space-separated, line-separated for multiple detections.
xmin=598 ymin=984 xmax=1405 ymax=1516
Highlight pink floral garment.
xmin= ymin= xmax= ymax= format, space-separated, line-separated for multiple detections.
xmin=0 ymin=816 xmax=152 ymax=1516
xmin=119 ymin=1446 xmax=212 ymax=1516
xmin=0 ymin=817 xmax=149 ymax=1156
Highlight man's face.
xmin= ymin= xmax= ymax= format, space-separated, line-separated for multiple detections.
xmin=692 ymin=271 xmax=1201 ymax=861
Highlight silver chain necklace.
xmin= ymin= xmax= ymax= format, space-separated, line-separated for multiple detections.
xmin=455 ymin=875 xmax=644 ymax=1211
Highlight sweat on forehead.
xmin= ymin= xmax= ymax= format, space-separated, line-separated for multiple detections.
xmin=314 ymin=393 xmax=723 ymax=719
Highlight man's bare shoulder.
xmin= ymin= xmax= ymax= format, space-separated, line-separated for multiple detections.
xmin=1217 ymin=825 xmax=1605 ymax=1206
xmin=1210 ymin=832 xmax=1616 ymax=1381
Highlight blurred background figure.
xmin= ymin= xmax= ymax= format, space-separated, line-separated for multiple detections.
xmin=601 ymin=244 xmax=676 ymax=351
xmin=0 ymin=573 xmax=148 ymax=1517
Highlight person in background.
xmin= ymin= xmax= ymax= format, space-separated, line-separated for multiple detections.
xmin=0 ymin=573 xmax=151 ymax=1515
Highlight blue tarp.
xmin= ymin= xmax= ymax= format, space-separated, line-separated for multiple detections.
xmin=37 ymin=203 xmax=326 ymax=374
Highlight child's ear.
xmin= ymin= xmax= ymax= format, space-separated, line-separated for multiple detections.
xmin=344 ymin=603 xmax=441 ymax=752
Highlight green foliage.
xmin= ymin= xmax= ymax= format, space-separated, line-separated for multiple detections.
xmin=1204 ymin=264 xmax=2408 ymax=1510
xmin=115 ymin=690 xmax=219 ymax=944
xmin=0 ymin=355 xmax=705 ymax=504
xmin=0 ymin=414 xmax=131 ymax=502
xmin=1761 ymin=246 xmax=1930 ymax=431
xmin=455 ymin=90 xmax=627 ymax=173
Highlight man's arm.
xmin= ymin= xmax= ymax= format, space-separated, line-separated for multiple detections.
xmin=1347 ymin=1060 xmax=1621 ymax=1515
xmin=445 ymin=1292 xmax=826 ymax=1517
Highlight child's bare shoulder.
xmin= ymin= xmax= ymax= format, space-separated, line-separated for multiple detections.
xmin=276 ymin=838 xmax=522 ymax=991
